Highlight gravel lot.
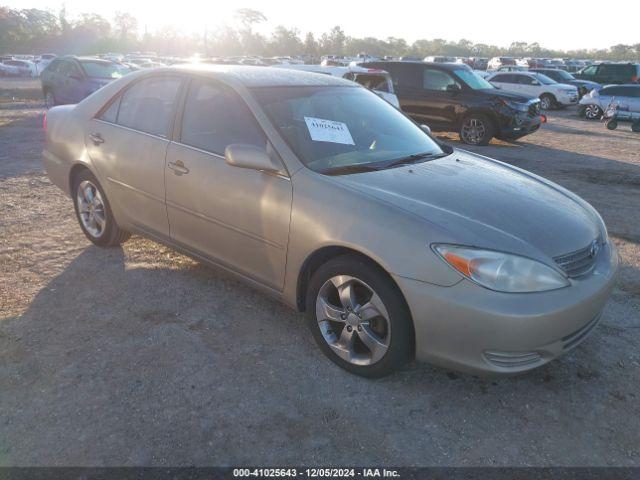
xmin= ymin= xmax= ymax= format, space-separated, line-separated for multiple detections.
xmin=1 ymin=79 xmax=639 ymax=466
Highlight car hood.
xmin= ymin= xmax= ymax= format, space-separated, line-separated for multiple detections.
xmin=478 ymin=88 xmax=536 ymax=103
xmin=331 ymin=151 xmax=601 ymax=260
xmin=570 ymin=79 xmax=600 ymax=88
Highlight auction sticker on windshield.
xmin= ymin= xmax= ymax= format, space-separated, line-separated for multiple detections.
xmin=304 ymin=117 xmax=355 ymax=145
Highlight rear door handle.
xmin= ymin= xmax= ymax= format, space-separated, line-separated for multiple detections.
xmin=168 ymin=160 xmax=189 ymax=175
xmin=89 ymin=133 xmax=104 ymax=145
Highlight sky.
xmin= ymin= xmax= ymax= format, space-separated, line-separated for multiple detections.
xmin=6 ymin=0 xmax=640 ymax=50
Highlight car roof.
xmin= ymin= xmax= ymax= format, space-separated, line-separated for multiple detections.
xmin=363 ymin=61 xmax=466 ymax=71
xmin=170 ymin=63 xmax=354 ymax=87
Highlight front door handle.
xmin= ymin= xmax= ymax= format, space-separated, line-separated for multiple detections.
xmin=168 ymin=160 xmax=189 ymax=175
xmin=89 ymin=132 xmax=104 ymax=145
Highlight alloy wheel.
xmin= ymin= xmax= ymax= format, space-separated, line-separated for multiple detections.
xmin=584 ymin=104 xmax=601 ymax=119
xmin=540 ymin=96 xmax=552 ymax=110
xmin=315 ymin=275 xmax=391 ymax=366
xmin=461 ymin=118 xmax=486 ymax=145
xmin=76 ymin=180 xmax=106 ymax=238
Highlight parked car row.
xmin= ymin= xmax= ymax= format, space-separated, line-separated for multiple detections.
xmin=0 ymin=54 xmax=57 ymax=77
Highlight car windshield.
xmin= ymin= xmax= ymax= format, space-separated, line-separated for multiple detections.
xmin=454 ymin=69 xmax=494 ymax=90
xmin=533 ymin=73 xmax=556 ymax=85
xmin=80 ymin=61 xmax=127 ymax=79
xmin=553 ymin=70 xmax=575 ymax=81
xmin=251 ymin=86 xmax=444 ymax=174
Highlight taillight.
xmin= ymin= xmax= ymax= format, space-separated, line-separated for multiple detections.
xmin=632 ymin=75 xmax=638 ymax=83
xmin=42 ymin=112 xmax=47 ymax=132
xmin=540 ymin=114 xmax=547 ymax=123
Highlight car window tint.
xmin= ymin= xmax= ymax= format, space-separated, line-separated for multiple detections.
xmin=180 ymin=80 xmax=266 ymax=155
xmin=492 ymin=74 xmax=513 ymax=83
xmin=423 ymin=69 xmax=457 ymax=90
xmin=117 ymin=76 xmax=182 ymax=136
xmin=583 ymin=66 xmax=597 ymax=75
xmin=602 ymin=86 xmax=622 ymax=96
xmin=99 ymin=97 xmax=121 ymax=123
xmin=46 ymin=59 xmax=60 ymax=73
xmin=517 ymin=75 xmax=535 ymax=85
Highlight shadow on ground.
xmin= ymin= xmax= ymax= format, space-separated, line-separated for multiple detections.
xmin=1 ymin=241 xmax=639 ymax=466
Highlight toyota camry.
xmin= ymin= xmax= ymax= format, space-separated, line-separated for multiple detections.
xmin=43 ymin=65 xmax=618 ymax=377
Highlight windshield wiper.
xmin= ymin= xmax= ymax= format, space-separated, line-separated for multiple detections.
xmin=381 ymin=151 xmax=449 ymax=169
xmin=318 ymin=163 xmax=385 ymax=176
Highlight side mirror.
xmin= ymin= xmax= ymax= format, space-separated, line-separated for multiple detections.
xmin=225 ymin=144 xmax=281 ymax=173
xmin=446 ymin=83 xmax=461 ymax=93
xmin=531 ymin=80 xmax=540 ymax=86
xmin=420 ymin=124 xmax=431 ymax=134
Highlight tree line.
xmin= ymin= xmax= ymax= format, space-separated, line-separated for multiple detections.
xmin=1 ymin=6 xmax=639 ymax=61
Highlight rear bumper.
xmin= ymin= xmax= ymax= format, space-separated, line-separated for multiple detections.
xmin=42 ymin=149 xmax=71 ymax=196
xmin=394 ymin=241 xmax=618 ymax=376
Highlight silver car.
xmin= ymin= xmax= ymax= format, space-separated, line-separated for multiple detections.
xmin=43 ymin=65 xmax=619 ymax=377
xmin=579 ymin=84 xmax=640 ymax=119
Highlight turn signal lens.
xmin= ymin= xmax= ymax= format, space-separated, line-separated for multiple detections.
xmin=433 ymin=244 xmax=570 ymax=293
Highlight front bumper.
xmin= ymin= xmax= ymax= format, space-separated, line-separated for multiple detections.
xmin=497 ymin=112 xmax=542 ymax=139
xmin=557 ymin=92 xmax=579 ymax=106
xmin=395 ymin=241 xmax=618 ymax=376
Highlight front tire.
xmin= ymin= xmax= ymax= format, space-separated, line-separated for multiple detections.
xmin=44 ymin=90 xmax=56 ymax=109
xmin=72 ymin=169 xmax=130 ymax=247
xmin=305 ymin=254 xmax=413 ymax=378
xmin=539 ymin=93 xmax=556 ymax=110
xmin=583 ymin=104 xmax=602 ymax=120
xmin=605 ymin=119 xmax=618 ymax=130
xmin=459 ymin=114 xmax=494 ymax=146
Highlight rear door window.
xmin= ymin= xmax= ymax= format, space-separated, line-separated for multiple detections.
xmin=423 ymin=68 xmax=458 ymax=90
xmin=180 ymin=80 xmax=266 ymax=155
xmin=491 ymin=74 xmax=515 ymax=83
xmin=116 ymin=76 xmax=182 ymax=136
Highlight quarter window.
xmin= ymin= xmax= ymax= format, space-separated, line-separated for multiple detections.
xmin=98 ymin=97 xmax=120 ymax=123
xmin=116 ymin=76 xmax=182 ymax=136
xmin=180 ymin=80 xmax=266 ymax=155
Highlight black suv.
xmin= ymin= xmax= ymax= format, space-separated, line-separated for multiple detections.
xmin=574 ymin=63 xmax=640 ymax=85
xmin=362 ymin=61 xmax=542 ymax=145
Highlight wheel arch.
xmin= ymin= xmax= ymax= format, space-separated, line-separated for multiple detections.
xmin=68 ymin=162 xmax=93 ymax=193
xmin=296 ymin=245 xmax=407 ymax=313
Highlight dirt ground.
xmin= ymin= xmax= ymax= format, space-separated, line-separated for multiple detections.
xmin=1 ymin=79 xmax=639 ymax=466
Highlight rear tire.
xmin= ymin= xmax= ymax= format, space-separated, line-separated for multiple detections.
xmin=459 ymin=114 xmax=494 ymax=146
xmin=305 ymin=254 xmax=413 ymax=378
xmin=72 ymin=169 xmax=130 ymax=247
xmin=605 ymin=119 xmax=618 ymax=130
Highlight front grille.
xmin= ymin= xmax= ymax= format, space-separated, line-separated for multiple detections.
xmin=528 ymin=101 xmax=541 ymax=117
xmin=561 ymin=313 xmax=602 ymax=351
xmin=554 ymin=241 xmax=601 ymax=277
xmin=484 ymin=350 xmax=543 ymax=369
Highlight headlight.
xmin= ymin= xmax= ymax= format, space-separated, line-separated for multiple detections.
xmin=501 ymin=99 xmax=528 ymax=111
xmin=432 ymin=245 xmax=570 ymax=293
